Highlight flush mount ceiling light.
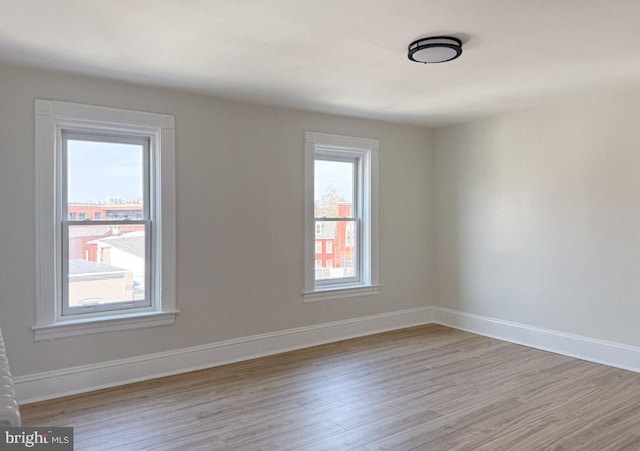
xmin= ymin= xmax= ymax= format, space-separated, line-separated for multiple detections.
xmin=408 ymin=36 xmax=462 ymax=64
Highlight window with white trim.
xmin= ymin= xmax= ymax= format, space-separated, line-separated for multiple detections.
xmin=304 ymin=132 xmax=379 ymax=301
xmin=34 ymin=99 xmax=177 ymax=340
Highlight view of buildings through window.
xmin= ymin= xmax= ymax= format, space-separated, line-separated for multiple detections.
xmin=67 ymin=207 xmax=145 ymax=308
xmin=314 ymin=159 xmax=356 ymax=281
xmin=65 ymin=138 xmax=148 ymax=310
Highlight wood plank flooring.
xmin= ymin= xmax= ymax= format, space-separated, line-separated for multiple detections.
xmin=21 ymin=325 xmax=640 ymax=450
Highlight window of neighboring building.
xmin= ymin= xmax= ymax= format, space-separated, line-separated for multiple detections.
xmin=34 ymin=99 xmax=177 ymax=340
xmin=315 ymin=241 xmax=322 ymax=253
xmin=303 ymin=132 xmax=379 ymax=301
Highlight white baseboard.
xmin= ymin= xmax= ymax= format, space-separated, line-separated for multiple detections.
xmin=15 ymin=305 xmax=640 ymax=404
xmin=14 ymin=306 xmax=433 ymax=404
xmin=431 ymin=307 xmax=640 ymax=373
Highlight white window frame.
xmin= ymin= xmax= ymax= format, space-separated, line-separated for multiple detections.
xmin=303 ymin=132 xmax=379 ymax=302
xmin=34 ymin=99 xmax=177 ymax=341
xmin=61 ymin=132 xmax=152 ymax=316
xmin=326 ymin=241 xmax=333 ymax=254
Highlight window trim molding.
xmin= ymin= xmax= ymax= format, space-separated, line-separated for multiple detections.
xmin=34 ymin=99 xmax=177 ymax=341
xmin=303 ymin=131 xmax=379 ymax=302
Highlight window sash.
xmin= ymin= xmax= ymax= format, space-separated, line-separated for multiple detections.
xmin=314 ymin=153 xmax=359 ymax=220
xmin=61 ymin=220 xmax=152 ymax=315
xmin=60 ymin=132 xmax=153 ymax=316
xmin=61 ymin=131 xmax=151 ymax=221
xmin=313 ymin=151 xmax=365 ymax=289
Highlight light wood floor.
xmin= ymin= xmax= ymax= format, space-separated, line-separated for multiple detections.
xmin=21 ymin=325 xmax=640 ymax=450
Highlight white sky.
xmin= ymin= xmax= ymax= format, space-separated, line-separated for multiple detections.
xmin=314 ymin=160 xmax=353 ymax=203
xmin=67 ymin=140 xmax=143 ymax=203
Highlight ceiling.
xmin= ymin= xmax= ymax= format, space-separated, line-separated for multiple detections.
xmin=2 ymin=0 xmax=640 ymax=127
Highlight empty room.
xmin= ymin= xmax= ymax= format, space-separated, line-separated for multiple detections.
xmin=2 ymin=1 xmax=640 ymax=449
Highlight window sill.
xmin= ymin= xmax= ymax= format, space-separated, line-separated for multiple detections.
xmin=303 ymin=285 xmax=380 ymax=302
xmin=33 ymin=310 xmax=179 ymax=341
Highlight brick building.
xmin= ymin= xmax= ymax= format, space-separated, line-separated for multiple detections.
xmin=67 ymin=202 xmax=144 ymax=260
xmin=315 ymin=202 xmax=354 ymax=279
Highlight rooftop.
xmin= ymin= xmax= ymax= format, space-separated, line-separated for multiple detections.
xmin=69 ymin=259 xmax=127 ymax=275
xmin=94 ymin=233 xmax=145 ymax=259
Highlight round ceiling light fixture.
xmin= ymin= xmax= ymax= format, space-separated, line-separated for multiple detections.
xmin=408 ymin=36 xmax=462 ymax=64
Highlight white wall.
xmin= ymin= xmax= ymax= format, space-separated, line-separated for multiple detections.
xmin=0 ymin=63 xmax=434 ymax=377
xmin=107 ymin=244 xmax=145 ymax=287
xmin=12 ymin=58 xmax=639 ymax=387
xmin=434 ymin=88 xmax=640 ymax=346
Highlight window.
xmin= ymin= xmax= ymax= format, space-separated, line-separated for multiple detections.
xmin=62 ymin=132 xmax=151 ymax=316
xmin=34 ymin=99 xmax=177 ymax=340
xmin=304 ymin=132 xmax=379 ymax=301
xmin=315 ymin=241 xmax=322 ymax=253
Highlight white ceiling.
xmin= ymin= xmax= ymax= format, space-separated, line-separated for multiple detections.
xmin=2 ymin=0 xmax=640 ymax=126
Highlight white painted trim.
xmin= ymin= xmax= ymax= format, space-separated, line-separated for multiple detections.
xmin=305 ymin=131 xmax=379 ymax=151
xmin=33 ymin=311 xmax=178 ymax=342
xmin=14 ymin=307 xmax=432 ymax=404
xmin=16 ymin=305 xmax=640 ymax=404
xmin=431 ymin=307 xmax=640 ymax=373
xmin=303 ymin=135 xmax=316 ymax=293
xmin=34 ymin=99 xmax=176 ymax=340
xmin=303 ymin=285 xmax=381 ymax=302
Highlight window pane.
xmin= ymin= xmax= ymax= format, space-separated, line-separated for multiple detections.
xmin=66 ymin=139 xmax=145 ymax=220
xmin=314 ymin=220 xmax=356 ymax=281
xmin=67 ymin=225 xmax=146 ymax=308
xmin=315 ymin=159 xmax=354 ymax=218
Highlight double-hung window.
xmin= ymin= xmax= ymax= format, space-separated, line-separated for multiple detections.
xmin=62 ymin=132 xmax=151 ymax=316
xmin=34 ymin=100 xmax=177 ymax=340
xmin=304 ymin=132 xmax=379 ymax=301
